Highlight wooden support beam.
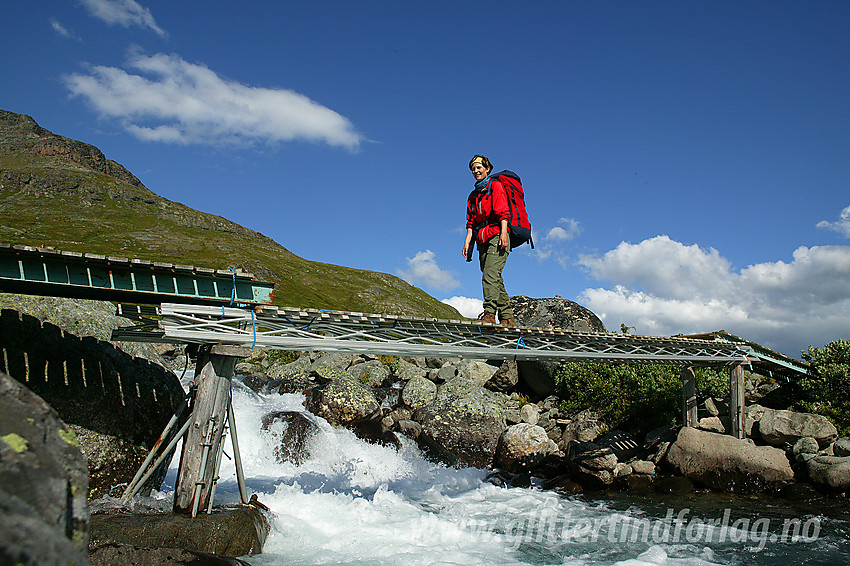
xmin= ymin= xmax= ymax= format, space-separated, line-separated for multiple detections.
xmin=681 ymin=367 xmax=698 ymax=428
xmin=730 ymin=364 xmax=745 ymax=439
xmin=173 ymin=348 xmax=238 ymax=514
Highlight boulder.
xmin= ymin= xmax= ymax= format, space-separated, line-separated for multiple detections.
xmin=348 ymin=360 xmax=391 ymax=387
xmin=834 ymin=437 xmax=850 ymax=457
xmin=395 ymin=359 xmax=427 ymax=382
xmin=260 ymin=411 xmax=320 ymax=465
xmin=0 ymin=372 xmax=91 ymax=566
xmin=806 ymin=455 xmax=850 ymax=491
xmin=631 ymin=460 xmax=656 ymax=475
xmin=436 ymin=363 xmax=458 ymax=383
xmin=758 ymin=408 xmax=838 ymax=448
xmin=457 ymin=360 xmax=496 ymax=386
xmin=69 ymin=425 xmax=151 ymax=499
xmin=413 ymin=375 xmax=507 ymax=468
xmin=305 ymin=377 xmax=381 ymax=426
xmin=485 ymin=359 xmax=519 ymax=392
xmin=666 ymin=427 xmax=794 ymax=493
xmin=519 ymin=403 xmax=540 ymax=425
xmin=89 ymin=505 xmax=269 ymax=557
xmin=792 ymin=437 xmax=820 ymax=463
xmin=562 ymin=410 xmax=601 ymax=443
xmin=567 ymin=441 xmax=618 ymax=471
xmin=495 ymin=423 xmax=554 ymax=472
xmin=401 ymin=376 xmax=437 ymax=410
xmin=89 ymin=545 xmax=252 ymax=566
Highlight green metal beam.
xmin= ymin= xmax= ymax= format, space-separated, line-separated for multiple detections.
xmin=0 ymin=243 xmax=275 ymax=306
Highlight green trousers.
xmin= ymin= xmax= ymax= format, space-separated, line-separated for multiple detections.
xmin=478 ymin=234 xmax=514 ymax=320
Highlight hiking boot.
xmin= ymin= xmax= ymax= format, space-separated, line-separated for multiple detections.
xmin=500 ymin=318 xmax=516 ymax=328
xmin=477 ymin=312 xmax=497 ymax=324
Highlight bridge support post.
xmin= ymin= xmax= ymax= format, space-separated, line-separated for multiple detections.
xmin=729 ymin=364 xmax=745 ymax=439
xmin=173 ymin=345 xmax=250 ymax=515
xmin=681 ymin=367 xmax=698 ymax=428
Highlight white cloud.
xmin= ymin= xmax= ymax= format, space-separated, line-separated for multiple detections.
xmin=50 ymin=19 xmax=77 ymax=40
xmin=80 ymin=0 xmax=166 ymax=37
xmin=816 ymin=205 xmax=850 ymax=238
xmin=397 ymin=250 xmax=460 ymax=292
xmin=63 ymin=52 xmax=363 ymax=150
xmin=441 ymin=296 xmax=483 ymax=319
xmin=577 ymin=236 xmax=850 ymax=357
xmin=545 ymin=218 xmax=581 ymax=242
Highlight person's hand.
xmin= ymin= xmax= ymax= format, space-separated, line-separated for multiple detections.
xmin=462 ymin=243 xmax=469 ymax=258
xmin=499 ymin=232 xmax=509 ymax=249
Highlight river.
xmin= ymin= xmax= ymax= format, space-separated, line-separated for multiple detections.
xmin=149 ymin=377 xmax=849 ymax=565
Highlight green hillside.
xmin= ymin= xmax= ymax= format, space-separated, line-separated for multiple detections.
xmin=0 ymin=109 xmax=462 ymax=318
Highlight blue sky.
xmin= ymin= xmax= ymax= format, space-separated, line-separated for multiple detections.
xmin=2 ymin=1 xmax=848 ymax=358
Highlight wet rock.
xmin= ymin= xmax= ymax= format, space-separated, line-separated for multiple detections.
xmin=396 ymin=419 xmax=423 ymax=439
xmin=0 ymin=372 xmax=91 ymax=566
xmin=305 ymin=377 xmax=381 ymax=426
xmin=413 ymin=376 xmax=507 ymax=468
xmin=758 ymin=408 xmax=838 ymax=448
xmin=652 ymin=476 xmax=695 ymax=494
xmin=89 ymin=544 xmax=252 ymax=566
xmin=495 ymin=423 xmax=555 ymax=473
xmin=89 ymin=505 xmax=269 ymax=557
xmin=806 ymin=455 xmax=850 ymax=491
xmin=666 ymin=427 xmax=794 ymax=493
xmin=261 ymin=411 xmax=319 ymax=465
xmin=69 ymin=425 xmax=150 ymax=499
xmin=401 ymin=376 xmax=437 ymax=410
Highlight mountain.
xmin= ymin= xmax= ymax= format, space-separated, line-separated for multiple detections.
xmin=0 ymin=109 xmax=462 ymax=318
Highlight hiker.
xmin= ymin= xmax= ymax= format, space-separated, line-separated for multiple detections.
xmin=462 ymin=155 xmax=516 ymax=327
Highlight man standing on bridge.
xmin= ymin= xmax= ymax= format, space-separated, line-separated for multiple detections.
xmin=462 ymin=155 xmax=515 ymax=327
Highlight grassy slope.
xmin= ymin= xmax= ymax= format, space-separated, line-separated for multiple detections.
xmin=0 ymin=117 xmax=462 ymax=318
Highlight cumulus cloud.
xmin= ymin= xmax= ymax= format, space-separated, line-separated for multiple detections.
xmin=441 ymin=296 xmax=483 ymax=319
xmin=817 ymin=205 xmax=850 ymax=238
xmin=545 ymin=218 xmax=581 ymax=242
xmin=80 ymin=0 xmax=166 ymax=37
xmin=63 ymin=52 xmax=363 ymax=149
xmin=397 ymin=250 xmax=460 ymax=292
xmin=577 ymin=236 xmax=850 ymax=357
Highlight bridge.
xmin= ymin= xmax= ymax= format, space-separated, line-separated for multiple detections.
xmin=0 ymin=243 xmax=809 ymax=515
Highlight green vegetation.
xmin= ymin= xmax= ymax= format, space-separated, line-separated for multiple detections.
xmin=554 ymin=362 xmax=728 ymax=436
xmin=0 ymin=111 xmax=462 ymax=319
xmin=799 ymin=339 xmax=850 ymax=436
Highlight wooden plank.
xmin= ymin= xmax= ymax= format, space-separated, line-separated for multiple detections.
xmin=681 ymin=367 xmax=698 ymax=428
xmin=730 ymin=365 xmax=745 ymax=439
xmin=173 ymin=350 xmax=238 ymax=514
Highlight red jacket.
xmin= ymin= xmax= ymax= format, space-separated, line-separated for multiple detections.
xmin=466 ymin=177 xmax=510 ymax=245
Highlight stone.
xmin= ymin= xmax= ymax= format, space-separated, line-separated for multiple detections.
xmin=563 ymin=410 xmax=601 ymax=443
xmin=486 ymin=359 xmax=519 ymax=391
xmin=413 ymin=376 xmax=507 ymax=468
xmin=597 ymin=430 xmax=640 ymax=462
xmin=348 ymin=360 xmax=391 ymax=387
xmin=495 ymin=423 xmax=553 ymax=473
xmin=697 ymin=416 xmax=728 ymax=434
xmin=630 ymin=460 xmax=656 ymax=475
xmin=666 ymin=427 xmax=794 ymax=493
xmin=614 ymin=463 xmax=633 ymax=477
xmin=806 ymin=455 xmax=850 ymax=491
xmin=833 ymin=437 xmax=850 ymax=457
xmin=396 ymin=419 xmax=423 ymax=439
xmin=401 ymin=376 xmax=438 ymax=410
xmin=519 ymin=403 xmax=540 ymax=425
xmin=436 ymin=363 xmax=458 ymax=383
xmin=261 ymin=411 xmax=320 ymax=465
xmin=457 ymin=360 xmax=496 ymax=387
xmin=0 ymin=372 xmax=91 ymax=566
xmin=305 ymin=377 xmax=381 ymax=426
xmin=89 ymin=545 xmax=253 ymax=566
xmin=792 ymin=437 xmax=820 ymax=458
xmin=758 ymin=408 xmax=838 ymax=447
xmin=89 ymin=505 xmax=269 ymax=557
xmin=568 ymin=441 xmax=618 ymax=471
xmin=69 ymin=425 xmax=150 ymax=499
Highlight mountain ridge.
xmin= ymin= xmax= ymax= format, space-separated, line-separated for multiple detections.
xmin=0 ymin=109 xmax=462 ymax=318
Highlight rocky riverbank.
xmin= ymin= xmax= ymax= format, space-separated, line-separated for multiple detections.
xmin=2 ymin=293 xmax=848 ymax=565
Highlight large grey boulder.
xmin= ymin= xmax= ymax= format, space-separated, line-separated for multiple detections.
xmin=666 ymin=427 xmax=794 ymax=493
xmin=348 ymin=360 xmax=391 ymax=387
xmin=758 ymin=408 xmax=838 ymax=447
xmin=511 ymin=296 xmax=606 ymax=398
xmin=495 ymin=423 xmax=555 ymax=472
xmin=485 ymin=359 xmax=519 ymax=392
xmin=806 ymin=456 xmax=850 ymax=491
xmin=457 ymin=360 xmax=496 ymax=386
xmin=305 ymin=376 xmax=381 ymax=426
xmin=0 ymin=372 xmax=91 ymax=566
xmin=413 ymin=375 xmax=508 ymax=468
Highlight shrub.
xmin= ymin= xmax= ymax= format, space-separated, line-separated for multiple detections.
xmin=800 ymin=339 xmax=850 ymax=436
xmin=554 ymin=362 xmax=728 ymax=436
